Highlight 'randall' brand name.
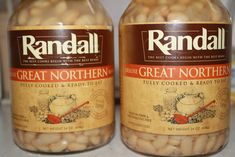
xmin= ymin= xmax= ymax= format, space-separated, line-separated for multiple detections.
xmin=148 ymin=28 xmax=225 ymax=55
xmin=22 ymin=33 xmax=99 ymax=59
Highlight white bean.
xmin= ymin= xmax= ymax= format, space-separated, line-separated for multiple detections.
xmin=151 ymin=5 xmax=169 ymax=17
xmin=191 ymin=1 xmax=205 ymax=10
xmin=170 ymin=4 xmax=187 ymax=12
xmin=89 ymin=136 xmax=101 ymax=145
xmin=17 ymin=130 xmax=25 ymax=144
xmin=62 ymin=133 xmax=77 ymax=142
xmin=136 ymin=132 xmax=156 ymax=141
xmin=135 ymin=14 xmax=147 ymax=23
xmin=167 ymin=12 xmax=189 ymax=22
xmin=102 ymin=133 xmax=112 ymax=143
xmin=137 ymin=139 xmax=156 ymax=154
xmin=13 ymin=131 xmax=21 ymax=146
xmin=53 ymin=1 xmax=67 ymax=14
xmin=33 ymin=133 xmax=61 ymax=146
xmin=29 ymin=8 xmax=42 ymax=16
xmin=31 ymin=1 xmax=51 ymax=8
xmin=18 ymin=9 xmax=28 ymax=25
xmin=212 ymin=134 xmax=225 ymax=152
xmin=127 ymin=133 xmax=138 ymax=147
xmin=101 ymin=126 xmax=113 ymax=142
xmin=209 ymin=3 xmax=223 ymax=22
xmin=178 ymin=0 xmax=191 ymax=5
xmin=49 ymin=140 xmax=68 ymax=152
xmin=158 ymin=0 xmax=175 ymax=5
xmin=157 ymin=145 xmax=180 ymax=156
xmin=24 ymin=144 xmax=37 ymax=151
xmin=68 ymin=143 xmax=87 ymax=151
xmin=62 ymin=10 xmax=79 ymax=25
xmin=193 ymin=135 xmax=208 ymax=154
xmin=37 ymin=145 xmax=50 ymax=152
xmin=24 ymin=132 xmax=36 ymax=144
xmin=49 ymin=0 xmax=59 ymax=3
xmin=205 ymin=136 xmax=217 ymax=153
xmin=148 ymin=13 xmax=165 ymax=22
xmin=74 ymin=15 xmax=95 ymax=25
xmin=41 ymin=17 xmax=59 ymax=26
xmin=76 ymin=134 xmax=89 ymax=144
xmin=180 ymin=136 xmax=193 ymax=156
xmin=27 ymin=16 xmax=41 ymax=26
xmin=168 ymin=136 xmax=181 ymax=146
xmin=152 ymin=135 xmax=168 ymax=149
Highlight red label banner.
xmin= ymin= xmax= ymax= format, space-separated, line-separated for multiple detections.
xmin=124 ymin=64 xmax=230 ymax=80
xmin=11 ymin=66 xmax=114 ymax=82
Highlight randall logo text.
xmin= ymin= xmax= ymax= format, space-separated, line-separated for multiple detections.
xmin=22 ymin=33 xmax=100 ymax=59
xmin=147 ymin=28 xmax=226 ymax=55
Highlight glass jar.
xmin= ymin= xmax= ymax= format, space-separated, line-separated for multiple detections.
xmin=120 ymin=0 xmax=231 ymax=156
xmin=9 ymin=0 xmax=114 ymax=153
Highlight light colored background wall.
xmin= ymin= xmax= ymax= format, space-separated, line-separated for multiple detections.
xmin=100 ymin=0 xmax=131 ymax=90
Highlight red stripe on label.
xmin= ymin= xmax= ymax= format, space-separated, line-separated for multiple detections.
xmin=124 ymin=64 xmax=230 ymax=80
xmin=11 ymin=66 xmax=114 ymax=82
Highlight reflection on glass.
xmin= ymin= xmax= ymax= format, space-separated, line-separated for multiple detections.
xmin=0 ymin=0 xmax=19 ymax=101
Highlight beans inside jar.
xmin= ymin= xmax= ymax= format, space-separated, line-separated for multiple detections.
xmin=119 ymin=0 xmax=231 ymax=156
xmin=9 ymin=0 xmax=114 ymax=154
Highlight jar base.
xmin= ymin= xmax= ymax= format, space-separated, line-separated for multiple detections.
xmin=13 ymin=123 xmax=115 ymax=154
xmin=121 ymin=126 xmax=229 ymax=157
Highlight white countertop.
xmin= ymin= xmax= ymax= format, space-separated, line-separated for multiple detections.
xmin=0 ymin=101 xmax=235 ymax=157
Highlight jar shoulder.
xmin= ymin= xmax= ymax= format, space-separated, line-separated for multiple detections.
xmin=120 ymin=0 xmax=231 ymax=25
xmin=9 ymin=0 xmax=113 ymax=27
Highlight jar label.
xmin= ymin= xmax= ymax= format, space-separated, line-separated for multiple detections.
xmin=121 ymin=24 xmax=231 ymax=135
xmin=9 ymin=26 xmax=114 ymax=133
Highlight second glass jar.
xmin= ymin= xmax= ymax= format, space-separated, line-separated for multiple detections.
xmin=120 ymin=0 xmax=231 ymax=156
